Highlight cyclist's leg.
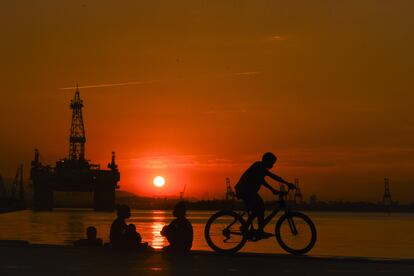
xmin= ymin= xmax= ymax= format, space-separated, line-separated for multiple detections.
xmin=243 ymin=194 xmax=264 ymax=230
xmin=245 ymin=211 xmax=256 ymax=229
xmin=251 ymin=194 xmax=265 ymax=233
xmin=240 ymin=195 xmax=256 ymax=229
xmin=249 ymin=194 xmax=273 ymax=238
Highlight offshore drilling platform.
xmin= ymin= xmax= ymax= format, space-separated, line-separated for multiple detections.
xmin=30 ymin=87 xmax=120 ymax=211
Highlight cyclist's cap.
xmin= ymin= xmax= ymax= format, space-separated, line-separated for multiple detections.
xmin=262 ymin=152 xmax=277 ymax=163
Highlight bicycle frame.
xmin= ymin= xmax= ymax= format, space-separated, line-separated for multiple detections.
xmin=242 ymin=194 xmax=291 ymax=230
xmin=206 ymin=188 xmax=316 ymax=254
xmin=226 ymin=192 xmax=295 ymax=237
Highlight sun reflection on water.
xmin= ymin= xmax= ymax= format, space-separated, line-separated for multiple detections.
xmin=150 ymin=221 xmax=166 ymax=249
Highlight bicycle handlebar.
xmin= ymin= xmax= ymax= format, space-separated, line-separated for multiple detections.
xmin=275 ymin=186 xmax=295 ymax=198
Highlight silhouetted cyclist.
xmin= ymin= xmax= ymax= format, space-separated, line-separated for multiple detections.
xmin=235 ymin=152 xmax=295 ymax=239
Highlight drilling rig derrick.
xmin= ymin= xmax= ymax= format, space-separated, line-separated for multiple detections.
xmin=69 ymin=88 xmax=86 ymax=161
xmin=30 ymin=87 xmax=120 ymax=211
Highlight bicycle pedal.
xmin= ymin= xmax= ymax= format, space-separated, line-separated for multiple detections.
xmin=257 ymin=233 xmax=274 ymax=240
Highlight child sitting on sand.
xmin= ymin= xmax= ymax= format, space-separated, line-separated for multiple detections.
xmin=160 ymin=201 xmax=193 ymax=253
xmin=74 ymin=226 xmax=103 ymax=247
xmin=124 ymin=223 xmax=150 ymax=250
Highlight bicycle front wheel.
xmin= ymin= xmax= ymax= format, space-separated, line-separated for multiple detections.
xmin=204 ymin=210 xmax=247 ymax=254
xmin=275 ymin=212 xmax=317 ymax=255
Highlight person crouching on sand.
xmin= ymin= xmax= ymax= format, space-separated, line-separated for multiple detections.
xmin=160 ymin=201 xmax=193 ymax=253
xmin=109 ymin=204 xmax=130 ymax=249
xmin=74 ymin=226 xmax=103 ymax=247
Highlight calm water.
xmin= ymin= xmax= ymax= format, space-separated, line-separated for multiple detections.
xmin=1 ymin=209 xmax=414 ymax=259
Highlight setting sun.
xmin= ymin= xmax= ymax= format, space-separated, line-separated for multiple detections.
xmin=153 ymin=176 xmax=166 ymax=188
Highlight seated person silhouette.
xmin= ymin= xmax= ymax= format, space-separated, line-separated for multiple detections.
xmin=74 ymin=226 xmax=103 ymax=247
xmin=124 ymin=223 xmax=150 ymax=250
xmin=160 ymin=201 xmax=193 ymax=253
xmin=109 ymin=204 xmax=131 ymax=249
xmin=235 ymin=152 xmax=295 ymax=239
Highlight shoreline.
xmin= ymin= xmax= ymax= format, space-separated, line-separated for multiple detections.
xmin=1 ymin=241 xmax=414 ymax=264
xmin=1 ymin=243 xmax=414 ymax=275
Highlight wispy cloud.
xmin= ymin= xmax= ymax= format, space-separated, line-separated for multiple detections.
xmin=119 ymin=154 xmax=246 ymax=169
xmin=270 ymin=35 xmax=286 ymax=41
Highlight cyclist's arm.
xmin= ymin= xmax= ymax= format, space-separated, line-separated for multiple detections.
xmin=266 ymin=171 xmax=295 ymax=189
xmin=262 ymin=180 xmax=277 ymax=193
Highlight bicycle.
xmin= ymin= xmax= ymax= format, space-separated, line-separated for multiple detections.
xmin=204 ymin=188 xmax=317 ymax=255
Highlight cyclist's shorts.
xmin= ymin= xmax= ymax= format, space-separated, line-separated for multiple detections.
xmin=239 ymin=193 xmax=264 ymax=213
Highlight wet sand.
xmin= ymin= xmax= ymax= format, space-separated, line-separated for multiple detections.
xmin=1 ymin=243 xmax=414 ymax=275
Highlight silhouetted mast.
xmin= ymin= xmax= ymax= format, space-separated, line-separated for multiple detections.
xmin=108 ymin=151 xmax=118 ymax=171
xmin=69 ymin=86 xmax=86 ymax=160
xmin=18 ymin=164 xmax=24 ymax=201
xmin=225 ymin=177 xmax=236 ymax=201
xmin=32 ymin=148 xmax=40 ymax=167
xmin=11 ymin=164 xmax=24 ymax=200
xmin=293 ymin=178 xmax=303 ymax=204
xmin=383 ymin=178 xmax=392 ymax=206
xmin=180 ymin=183 xmax=187 ymax=200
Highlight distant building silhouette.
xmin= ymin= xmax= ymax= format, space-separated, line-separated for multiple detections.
xmin=309 ymin=194 xmax=318 ymax=206
xmin=383 ymin=178 xmax=392 ymax=206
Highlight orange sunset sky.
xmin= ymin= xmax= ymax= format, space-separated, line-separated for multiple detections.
xmin=0 ymin=1 xmax=413 ymax=202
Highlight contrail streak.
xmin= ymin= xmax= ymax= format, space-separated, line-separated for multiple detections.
xmin=59 ymin=71 xmax=260 ymax=90
xmin=59 ymin=79 xmax=168 ymax=90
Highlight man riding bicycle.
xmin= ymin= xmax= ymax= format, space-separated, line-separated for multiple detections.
xmin=235 ymin=152 xmax=296 ymax=239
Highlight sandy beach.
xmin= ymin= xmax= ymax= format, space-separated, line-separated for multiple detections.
xmin=1 ymin=243 xmax=414 ymax=275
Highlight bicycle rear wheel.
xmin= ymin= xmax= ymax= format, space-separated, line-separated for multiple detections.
xmin=204 ymin=210 xmax=247 ymax=254
xmin=275 ymin=212 xmax=317 ymax=255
